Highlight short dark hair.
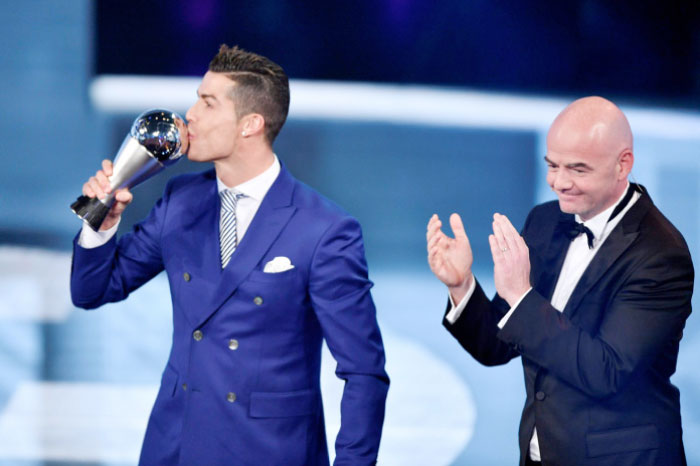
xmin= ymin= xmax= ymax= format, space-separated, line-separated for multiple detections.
xmin=209 ymin=44 xmax=290 ymax=145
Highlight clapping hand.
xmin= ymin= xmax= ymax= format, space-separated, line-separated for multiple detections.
xmin=489 ymin=213 xmax=531 ymax=306
xmin=427 ymin=213 xmax=474 ymax=303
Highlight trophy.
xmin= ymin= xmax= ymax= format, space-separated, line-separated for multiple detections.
xmin=70 ymin=109 xmax=188 ymax=231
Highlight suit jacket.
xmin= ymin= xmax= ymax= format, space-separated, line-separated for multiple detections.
xmin=71 ymin=165 xmax=389 ymax=466
xmin=445 ymin=187 xmax=693 ymax=466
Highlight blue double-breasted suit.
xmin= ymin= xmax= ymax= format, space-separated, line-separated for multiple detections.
xmin=71 ymin=165 xmax=389 ymax=465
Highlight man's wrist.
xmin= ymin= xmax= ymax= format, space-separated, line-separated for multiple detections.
xmin=448 ymin=274 xmax=474 ymax=303
xmin=100 ymin=213 xmax=122 ymax=232
xmin=503 ymin=285 xmax=531 ymax=308
xmin=78 ymin=219 xmax=119 ymax=248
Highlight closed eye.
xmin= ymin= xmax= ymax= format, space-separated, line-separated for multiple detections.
xmin=567 ymin=164 xmax=591 ymax=174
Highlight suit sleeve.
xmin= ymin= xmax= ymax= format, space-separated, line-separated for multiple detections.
xmin=497 ymin=244 xmax=694 ymax=399
xmin=443 ymin=280 xmax=521 ymax=366
xmin=70 ymin=182 xmax=171 ymax=309
xmin=308 ymin=215 xmax=389 ymax=465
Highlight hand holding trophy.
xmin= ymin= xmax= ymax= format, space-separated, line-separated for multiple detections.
xmin=71 ymin=109 xmax=188 ymax=231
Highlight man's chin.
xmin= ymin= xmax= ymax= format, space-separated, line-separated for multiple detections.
xmin=186 ymin=152 xmax=205 ymax=162
xmin=557 ymin=200 xmax=579 ymax=215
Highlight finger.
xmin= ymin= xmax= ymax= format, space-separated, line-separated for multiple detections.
xmin=494 ymin=213 xmax=519 ymax=241
xmin=427 ymin=215 xmax=442 ymax=241
xmin=114 ymin=188 xmax=132 ymax=204
xmin=427 ymin=223 xmax=443 ymax=247
xmin=428 ymin=229 xmax=441 ymax=247
xmin=449 ymin=213 xmax=468 ymax=241
xmin=427 ymin=214 xmax=439 ymax=231
xmin=109 ymin=190 xmax=133 ymax=218
xmin=495 ymin=213 xmax=526 ymax=254
xmin=85 ymin=176 xmax=106 ymax=199
xmin=428 ymin=238 xmax=445 ymax=267
xmin=491 ymin=216 xmax=510 ymax=254
xmin=82 ymin=181 xmax=95 ymax=198
xmin=427 ymin=232 xmax=445 ymax=255
xmin=102 ymin=159 xmax=113 ymax=177
xmin=428 ymin=240 xmax=442 ymax=263
xmin=95 ymin=170 xmax=112 ymax=194
xmin=488 ymin=234 xmax=505 ymax=263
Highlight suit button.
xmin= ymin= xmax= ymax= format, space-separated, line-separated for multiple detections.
xmin=183 ymin=272 xmax=191 ymax=282
xmin=253 ymin=296 xmax=263 ymax=306
xmin=226 ymin=392 xmax=237 ymax=403
xmin=182 ymin=383 xmax=188 ymax=391
xmin=228 ymin=339 xmax=239 ymax=350
xmin=536 ymin=391 xmax=546 ymax=401
xmin=193 ymin=330 xmax=203 ymax=341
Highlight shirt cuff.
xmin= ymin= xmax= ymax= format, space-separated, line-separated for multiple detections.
xmin=445 ymin=278 xmax=477 ymax=324
xmin=497 ymin=287 xmax=533 ymax=329
xmin=77 ymin=220 xmax=119 ymax=248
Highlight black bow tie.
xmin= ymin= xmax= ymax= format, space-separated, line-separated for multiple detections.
xmin=558 ymin=220 xmax=595 ymax=248
xmin=556 ymin=184 xmax=639 ymax=249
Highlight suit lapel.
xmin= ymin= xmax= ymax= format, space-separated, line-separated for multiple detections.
xmin=171 ymin=172 xmax=220 ymax=327
xmin=562 ymin=189 xmax=650 ymax=318
xmin=534 ymin=211 xmax=572 ymax=301
xmin=196 ymin=166 xmax=297 ymax=328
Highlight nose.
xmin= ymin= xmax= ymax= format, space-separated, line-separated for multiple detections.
xmin=549 ymin=168 xmax=572 ymax=191
xmin=185 ymin=104 xmax=196 ymax=123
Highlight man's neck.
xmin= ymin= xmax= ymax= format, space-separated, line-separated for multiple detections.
xmin=214 ymin=147 xmax=275 ymax=187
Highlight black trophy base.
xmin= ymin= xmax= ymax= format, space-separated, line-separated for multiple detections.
xmin=70 ymin=195 xmax=111 ymax=232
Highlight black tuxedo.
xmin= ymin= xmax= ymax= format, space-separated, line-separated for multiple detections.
xmin=445 ymin=187 xmax=693 ymax=466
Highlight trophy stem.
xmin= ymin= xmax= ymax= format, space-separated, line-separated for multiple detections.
xmin=70 ymin=195 xmax=113 ymax=232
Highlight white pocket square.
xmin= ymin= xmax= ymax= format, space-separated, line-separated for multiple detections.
xmin=263 ymin=256 xmax=295 ymax=273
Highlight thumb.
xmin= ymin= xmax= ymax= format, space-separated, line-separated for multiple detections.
xmin=113 ymin=188 xmax=133 ymax=207
xmin=449 ymin=213 xmax=468 ymax=241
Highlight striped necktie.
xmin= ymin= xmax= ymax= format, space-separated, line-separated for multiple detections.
xmin=219 ymin=189 xmax=245 ymax=268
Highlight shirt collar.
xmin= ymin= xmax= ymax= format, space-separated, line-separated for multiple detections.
xmin=575 ymin=182 xmax=630 ymax=240
xmin=216 ymin=155 xmax=281 ymax=202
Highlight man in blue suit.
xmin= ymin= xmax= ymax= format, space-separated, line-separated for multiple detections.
xmin=71 ymin=45 xmax=389 ymax=466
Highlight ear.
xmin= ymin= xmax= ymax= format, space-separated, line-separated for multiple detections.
xmin=240 ymin=113 xmax=265 ymax=138
xmin=617 ymin=149 xmax=634 ymax=180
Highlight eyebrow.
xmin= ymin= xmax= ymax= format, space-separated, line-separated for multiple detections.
xmin=196 ymin=91 xmax=218 ymax=101
xmin=544 ymin=156 xmax=592 ymax=170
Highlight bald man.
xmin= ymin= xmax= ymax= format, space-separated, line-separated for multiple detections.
xmin=427 ymin=96 xmax=693 ymax=466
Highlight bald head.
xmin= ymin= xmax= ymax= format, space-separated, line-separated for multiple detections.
xmin=548 ymin=96 xmax=633 ymax=159
xmin=544 ymin=96 xmax=635 ymax=221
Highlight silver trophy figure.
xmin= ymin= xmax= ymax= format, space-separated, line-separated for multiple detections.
xmin=70 ymin=109 xmax=188 ymax=231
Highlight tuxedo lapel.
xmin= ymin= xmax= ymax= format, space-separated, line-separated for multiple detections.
xmin=562 ymin=190 xmax=651 ymax=318
xmin=196 ymin=166 xmax=297 ymax=328
xmin=533 ymin=212 xmax=572 ymax=301
xmin=562 ymin=228 xmax=638 ymax=318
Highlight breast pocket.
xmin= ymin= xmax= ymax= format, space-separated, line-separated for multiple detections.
xmin=247 ymin=268 xmax=300 ymax=284
xmin=238 ymin=268 xmax=308 ymax=326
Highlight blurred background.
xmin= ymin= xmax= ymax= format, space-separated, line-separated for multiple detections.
xmin=0 ymin=1 xmax=699 ymax=464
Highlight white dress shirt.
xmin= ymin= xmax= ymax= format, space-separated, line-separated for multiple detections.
xmin=445 ymin=183 xmax=639 ymax=461
xmin=78 ymin=156 xmax=281 ymax=249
